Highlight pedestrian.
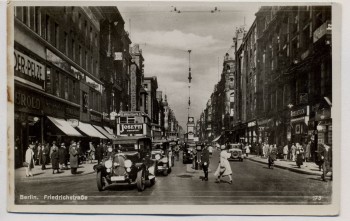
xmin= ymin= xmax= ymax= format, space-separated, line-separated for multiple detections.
xmin=295 ymin=143 xmax=304 ymax=168
xmin=95 ymin=142 xmax=104 ymax=164
xmin=51 ymin=141 xmax=60 ymax=174
xmin=291 ymin=143 xmax=296 ymax=161
xmin=283 ymin=144 xmax=289 ymax=161
xmin=305 ymin=141 xmax=311 ymax=162
xmin=59 ymin=143 xmax=67 ymax=170
xmin=76 ymin=141 xmax=83 ymax=164
xmin=24 ymin=143 xmax=35 ymax=177
xmin=208 ymin=144 xmax=213 ymax=156
xmin=319 ymin=143 xmax=332 ymax=181
xmin=69 ymin=142 xmax=79 ymax=174
xmin=39 ymin=142 xmax=49 ymax=170
xmin=201 ymin=145 xmax=210 ymax=181
xmin=246 ymin=144 xmax=250 ymax=157
xmin=214 ymin=145 xmax=233 ymax=184
xmin=88 ymin=142 xmax=95 ymax=163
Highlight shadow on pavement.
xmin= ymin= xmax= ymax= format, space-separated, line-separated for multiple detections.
xmin=104 ymin=184 xmax=137 ymax=191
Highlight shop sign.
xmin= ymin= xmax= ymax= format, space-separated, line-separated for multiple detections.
xmin=15 ymin=91 xmax=41 ymax=110
xmin=14 ymin=50 xmax=45 ymax=89
xmin=120 ymin=124 xmax=143 ymax=135
xmin=114 ymin=52 xmax=123 ymax=61
xmin=248 ymin=121 xmax=256 ymax=127
xmin=65 ymin=107 xmax=80 ymax=118
xmin=119 ymin=111 xmax=143 ymax=117
xmin=291 ymin=106 xmax=309 ymax=118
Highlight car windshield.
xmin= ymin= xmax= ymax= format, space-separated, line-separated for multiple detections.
xmin=117 ymin=143 xmax=138 ymax=152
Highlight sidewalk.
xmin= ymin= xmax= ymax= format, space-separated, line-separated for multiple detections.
xmin=15 ymin=161 xmax=96 ymax=181
xmin=246 ymin=154 xmax=330 ymax=177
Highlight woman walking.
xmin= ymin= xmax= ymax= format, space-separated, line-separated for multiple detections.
xmin=25 ymin=143 xmax=35 ymax=177
xmin=214 ymin=145 xmax=233 ymax=184
xmin=69 ymin=142 xmax=79 ymax=174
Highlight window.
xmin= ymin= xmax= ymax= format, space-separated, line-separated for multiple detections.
xmin=90 ymin=56 xmax=93 ymax=73
xmin=45 ymin=15 xmax=50 ymax=42
xmin=95 ymin=33 xmax=98 ymax=46
xmin=321 ymin=62 xmax=326 ymax=95
xmin=22 ymin=7 xmax=28 ymax=25
xmin=34 ymin=7 xmax=41 ymax=35
xmin=54 ymin=23 xmax=59 ymax=48
xmin=85 ymin=51 xmax=88 ymax=70
xmin=90 ymin=27 xmax=93 ymax=44
xmin=46 ymin=67 xmax=52 ymax=93
xmin=64 ymin=32 xmax=68 ymax=54
xmin=79 ymin=45 xmax=82 ymax=65
xmin=78 ymin=13 xmax=82 ymax=30
xmin=29 ymin=7 xmax=35 ymax=29
xmin=64 ymin=76 xmax=69 ymax=100
xmin=60 ymin=73 xmax=65 ymax=98
xmin=15 ymin=7 xmax=23 ymax=20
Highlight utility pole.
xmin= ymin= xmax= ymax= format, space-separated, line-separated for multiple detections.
xmin=187 ymin=50 xmax=192 ymax=118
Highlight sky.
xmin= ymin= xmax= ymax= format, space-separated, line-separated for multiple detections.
xmin=116 ymin=2 xmax=260 ymax=129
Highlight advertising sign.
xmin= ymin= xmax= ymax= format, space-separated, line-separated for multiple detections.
xmin=14 ymin=50 xmax=45 ymax=90
xmin=120 ymin=124 xmax=143 ymax=135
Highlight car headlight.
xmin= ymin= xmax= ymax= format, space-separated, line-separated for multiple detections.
xmin=104 ymin=160 xmax=112 ymax=169
xmin=124 ymin=160 xmax=132 ymax=168
xmin=155 ymin=154 xmax=161 ymax=160
xmin=108 ymin=147 xmax=113 ymax=152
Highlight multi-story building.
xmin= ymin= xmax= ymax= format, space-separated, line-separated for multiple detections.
xmin=13 ymin=6 xmax=107 ymax=167
xmin=255 ymin=6 xmax=332 ymax=152
xmin=235 ymin=20 xmax=258 ymax=144
xmin=129 ymin=44 xmax=145 ymax=112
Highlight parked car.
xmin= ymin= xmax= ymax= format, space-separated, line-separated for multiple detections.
xmin=227 ymin=143 xmax=244 ymax=161
xmin=151 ymin=141 xmax=171 ymax=176
xmin=93 ymin=136 xmax=156 ymax=192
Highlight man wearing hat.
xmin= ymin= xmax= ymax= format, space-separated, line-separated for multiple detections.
xmin=201 ymin=144 xmax=210 ymax=181
xmin=59 ymin=143 xmax=67 ymax=170
xmin=69 ymin=142 xmax=79 ymax=174
xmin=51 ymin=141 xmax=60 ymax=174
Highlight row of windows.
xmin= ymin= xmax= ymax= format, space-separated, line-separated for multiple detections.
xmin=15 ymin=7 xmax=99 ymax=76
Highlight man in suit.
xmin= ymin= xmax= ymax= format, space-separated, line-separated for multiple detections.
xmin=201 ymin=144 xmax=210 ymax=181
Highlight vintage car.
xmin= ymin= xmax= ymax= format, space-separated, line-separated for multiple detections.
xmin=151 ymin=140 xmax=171 ymax=176
xmin=182 ymin=143 xmax=195 ymax=164
xmin=227 ymin=143 xmax=244 ymax=161
xmin=94 ymin=136 xmax=156 ymax=192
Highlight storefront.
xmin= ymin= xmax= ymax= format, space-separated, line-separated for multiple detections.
xmin=315 ymin=107 xmax=332 ymax=146
xmin=257 ymin=118 xmax=272 ymax=144
xmin=290 ymin=105 xmax=310 ymax=145
xmin=247 ymin=120 xmax=257 ymax=144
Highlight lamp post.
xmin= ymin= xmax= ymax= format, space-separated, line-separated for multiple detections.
xmin=187 ymin=50 xmax=192 ymax=118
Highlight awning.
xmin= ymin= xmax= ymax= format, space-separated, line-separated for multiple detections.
xmin=77 ymin=122 xmax=107 ymax=139
xmin=212 ymin=135 xmax=222 ymax=142
xmin=93 ymin=125 xmax=116 ymax=140
xmin=104 ymin=126 xmax=114 ymax=135
xmin=47 ymin=116 xmax=82 ymax=137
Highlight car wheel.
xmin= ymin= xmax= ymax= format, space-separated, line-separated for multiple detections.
xmin=96 ymin=171 xmax=105 ymax=192
xmin=136 ymin=169 xmax=146 ymax=192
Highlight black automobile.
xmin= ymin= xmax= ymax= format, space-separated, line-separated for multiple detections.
xmin=94 ymin=136 xmax=156 ymax=192
xmin=182 ymin=143 xmax=195 ymax=164
xmin=151 ymin=141 xmax=171 ymax=176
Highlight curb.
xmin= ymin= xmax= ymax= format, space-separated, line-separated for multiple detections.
xmin=247 ymin=157 xmax=322 ymax=176
xmin=17 ymin=170 xmax=96 ymax=182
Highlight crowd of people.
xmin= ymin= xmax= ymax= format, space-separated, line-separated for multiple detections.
xmin=24 ymin=140 xmax=114 ymax=177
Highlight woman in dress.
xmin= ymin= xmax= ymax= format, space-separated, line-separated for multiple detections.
xmin=214 ymin=145 xmax=233 ymax=184
xmin=25 ymin=143 xmax=35 ymax=177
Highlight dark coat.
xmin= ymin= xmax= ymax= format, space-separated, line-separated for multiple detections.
xmin=201 ymin=149 xmax=210 ymax=164
xmin=51 ymin=149 xmax=59 ymax=169
xmin=95 ymin=144 xmax=104 ymax=161
xmin=39 ymin=146 xmax=49 ymax=165
xmin=58 ymin=147 xmax=67 ymax=164
xmin=69 ymin=146 xmax=78 ymax=168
